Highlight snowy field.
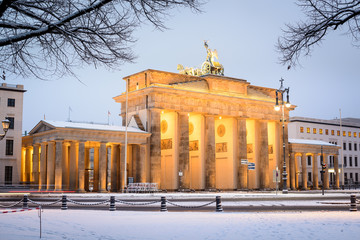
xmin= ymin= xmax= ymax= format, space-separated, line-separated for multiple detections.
xmin=1 ymin=209 xmax=359 ymax=240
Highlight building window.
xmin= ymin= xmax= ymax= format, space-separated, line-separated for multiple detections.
xmin=355 ymin=157 xmax=358 ymax=167
xmin=5 ymin=117 xmax=14 ymax=130
xmin=343 ymin=131 xmax=346 ymax=137
xmin=325 ymin=129 xmax=329 ymax=135
xmin=344 ymin=156 xmax=347 ymax=167
xmin=345 ymin=173 xmax=348 ymax=184
xmin=300 ymin=127 xmax=304 ymax=133
xmin=308 ymin=172 xmax=312 ymax=182
xmin=349 ymin=143 xmax=352 ymax=151
xmin=350 ymin=173 xmax=353 ymax=182
xmin=5 ymin=139 xmax=13 ymax=156
xmin=356 ymin=173 xmax=359 ymax=183
xmin=313 ymin=128 xmax=317 ymax=134
xmin=329 ymin=156 xmax=334 ymax=168
xmin=7 ymin=98 xmax=15 ymax=107
xmin=343 ymin=142 xmax=346 ymax=150
xmin=355 ymin=144 xmax=358 ymax=151
xmin=348 ymin=131 xmax=351 ymax=137
xmin=307 ymin=127 xmax=310 ymax=134
xmin=307 ymin=155 xmax=312 ymax=166
xmin=319 ymin=129 xmax=323 ymax=135
xmin=5 ymin=166 xmax=13 ymax=185
xmin=331 ymin=130 xmax=335 ymax=135
xmin=354 ymin=132 xmax=357 ymax=138
xmin=337 ymin=130 xmax=340 ymax=136
xmin=350 ymin=157 xmax=353 ymax=167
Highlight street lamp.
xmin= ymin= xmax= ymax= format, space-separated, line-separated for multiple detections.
xmin=0 ymin=119 xmax=10 ymax=140
xmin=274 ymin=78 xmax=291 ymax=194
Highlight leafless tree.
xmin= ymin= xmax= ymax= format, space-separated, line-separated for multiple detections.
xmin=0 ymin=0 xmax=202 ymax=79
xmin=277 ymin=0 xmax=360 ymax=68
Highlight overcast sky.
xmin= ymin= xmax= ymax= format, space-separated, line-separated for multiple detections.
xmin=4 ymin=1 xmax=360 ymax=133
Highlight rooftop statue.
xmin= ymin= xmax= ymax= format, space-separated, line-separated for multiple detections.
xmin=177 ymin=41 xmax=224 ymax=76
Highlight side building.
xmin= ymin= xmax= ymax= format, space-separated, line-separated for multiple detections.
xmin=0 ymin=83 xmax=26 ymax=186
xmin=289 ymin=116 xmax=360 ymax=186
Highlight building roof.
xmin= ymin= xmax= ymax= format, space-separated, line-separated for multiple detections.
xmin=0 ymin=83 xmax=26 ymax=92
xmin=290 ymin=116 xmax=360 ymax=128
xmin=29 ymin=120 xmax=148 ymax=135
xmin=288 ymin=138 xmax=338 ymax=146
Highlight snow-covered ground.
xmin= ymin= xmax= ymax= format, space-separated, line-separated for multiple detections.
xmin=1 ymin=209 xmax=359 ymax=240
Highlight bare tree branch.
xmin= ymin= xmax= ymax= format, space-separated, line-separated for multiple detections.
xmin=0 ymin=0 xmax=203 ymax=79
xmin=277 ymin=0 xmax=360 ymax=68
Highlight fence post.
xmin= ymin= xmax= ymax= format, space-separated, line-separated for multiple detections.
xmin=109 ymin=196 xmax=116 ymax=211
xmin=216 ymin=196 xmax=223 ymax=212
xmin=23 ymin=195 xmax=28 ymax=209
xmin=350 ymin=195 xmax=357 ymax=212
xmin=61 ymin=195 xmax=68 ymax=210
xmin=160 ymin=196 xmax=167 ymax=212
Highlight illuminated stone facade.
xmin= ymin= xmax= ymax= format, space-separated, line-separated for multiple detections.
xmin=22 ymin=69 xmax=303 ymax=192
xmin=22 ymin=121 xmax=150 ymax=191
xmin=113 ymin=69 xmax=294 ymax=190
xmin=288 ymin=139 xmax=340 ymax=189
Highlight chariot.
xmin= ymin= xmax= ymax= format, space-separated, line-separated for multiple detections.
xmin=201 ymin=41 xmax=224 ymax=75
xmin=177 ymin=41 xmax=224 ymax=76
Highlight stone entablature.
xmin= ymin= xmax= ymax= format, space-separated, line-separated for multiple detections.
xmin=114 ymin=70 xmax=291 ymax=123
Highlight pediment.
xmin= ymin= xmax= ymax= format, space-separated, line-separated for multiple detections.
xmin=128 ymin=115 xmax=145 ymax=131
xmin=29 ymin=121 xmax=56 ymax=135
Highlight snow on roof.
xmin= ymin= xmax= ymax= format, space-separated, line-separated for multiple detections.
xmin=43 ymin=120 xmax=147 ymax=133
xmin=288 ymin=138 xmax=337 ymax=146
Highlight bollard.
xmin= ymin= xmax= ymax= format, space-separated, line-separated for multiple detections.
xmin=61 ymin=195 xmax=68 ymax=210
xmin=109 ymin=196 xmax=116 ymax=211
xmin=160 ymin=196 xmax=167 ymax=212
xmin=215 ymin=196 xmax=223 ymax=212
xmin=350 ymin=195 xmax=357 ymax=212
xmin=23 ymin=195 xmax=28 ymax=209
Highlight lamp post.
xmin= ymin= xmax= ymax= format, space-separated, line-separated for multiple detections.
xmin=0 ymin=119 xmax=10 ymax=140
xmin=274 ymin=78 xmax=291 ymax=194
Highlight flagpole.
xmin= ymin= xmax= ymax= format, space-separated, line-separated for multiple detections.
xmin=340 ymin=108 xmax=344 ymax=187
xmin=124 ymin=79 xmax=129 ymax=192
xmin=68 ymin=106 xmax=72 ymax=122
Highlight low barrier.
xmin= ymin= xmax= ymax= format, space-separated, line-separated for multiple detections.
xmin=1 ymin=194 xmax=358 ymax=212
xmin=1 ymin=207 xmax=40 ymax=214
xmin=0 ymin=194 xmax=223 ymax=212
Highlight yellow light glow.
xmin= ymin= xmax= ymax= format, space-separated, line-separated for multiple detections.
xmin=161 ymin=111 xmax=164 ymax=114
xmin=219 ymin=116 xmax=222 ymax=120
xmin=274 ymin=105 xmax=280 ymax=111
xmin=285 ymin=103 xmax=291 ymax=108
xmin=187 ymin=113 xmax=190 ymax=117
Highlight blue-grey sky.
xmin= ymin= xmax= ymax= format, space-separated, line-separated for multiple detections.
xmin=5 ymin=1 xmax=360 ymax=133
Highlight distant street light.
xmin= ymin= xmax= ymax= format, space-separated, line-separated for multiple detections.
xmin=274 ymin=78 xmax=291 ymax=194
xmin=0 ymin=119 xmax=10 ymax=140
